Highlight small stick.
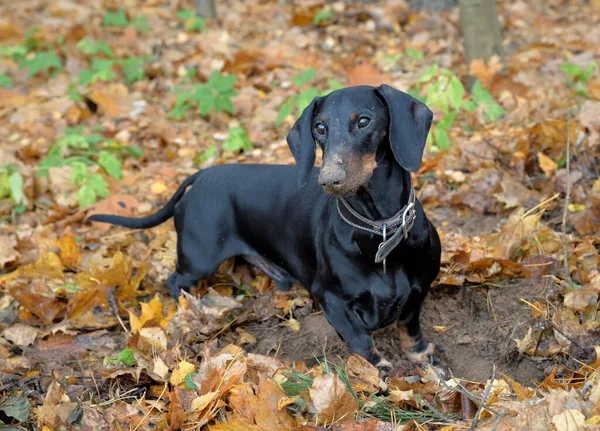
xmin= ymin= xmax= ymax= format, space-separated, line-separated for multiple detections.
xmin=433 ymin=369 xmax=501 ymax=417
xmin=562 ymin=109 xmax=572 ymax=284
xmin=471 ymin=365 xmax=497 ymax=431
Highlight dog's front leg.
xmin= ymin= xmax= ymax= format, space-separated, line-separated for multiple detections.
xmin=317 ymin=290 xmax=392 ymax=372
xmin=397 ymin=305 xmax=439 ymax=365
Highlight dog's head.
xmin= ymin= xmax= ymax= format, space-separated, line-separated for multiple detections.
xmin=286 ymin=84 xmax=433 ymax=195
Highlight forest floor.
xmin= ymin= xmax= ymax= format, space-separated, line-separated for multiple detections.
xmin=2 ymin=0 xmax=600 ymax=429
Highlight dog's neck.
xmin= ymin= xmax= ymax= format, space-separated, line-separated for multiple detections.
xmin=349 ymin=149 xmax=412 ymax=220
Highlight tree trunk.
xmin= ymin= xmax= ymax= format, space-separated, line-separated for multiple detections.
xmin=458 ymin=0 xmax=504 ymax=88
xmin=194 ymin=0 xmax=217 ymax=18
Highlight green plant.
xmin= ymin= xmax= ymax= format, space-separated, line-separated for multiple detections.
xmin=176 ymin=9 xmax=206 ymax=32
xmin=79 ymin=58 xmax=117 ymax=85
xmin=560 ymin=61 xmax=597 ymax=97
xmin=121 ymin=56 xmax=147 ymax=85
xmin=77 ymin=38 xmax=114 ymax=57
xmin=21 ymin=50 xmax=63 ymax=78
xmin=411 ymin=64 xmax=504 ymax=150
xmin=0 ymin=73 xmax=11 ymax=87
xmin=104 ymin=348 xmax=136 ymax=366
xmin=169 ymin=70 xmax=237 ymax=119
xmin=277 ymin=68 xmax=344 ymax=126
xmin=313 ymin=8 xmax=334 ymax=25
xmin=0 ymin=165 xmax=27 ymax=214
xmin=38 ymin=127 xmax=143 ymax=208
xmin=223 ymin=127 xmax=252 ymax=153
xmin=102 ymin=9 xmax=151 ymax=31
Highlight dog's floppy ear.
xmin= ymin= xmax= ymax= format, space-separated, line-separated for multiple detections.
xmin=376 ymin=84 xmax=433 ymax=172
xmin=286 ymin=97 xmax=321 ymax=187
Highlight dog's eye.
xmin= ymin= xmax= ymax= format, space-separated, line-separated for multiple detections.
xmin=315 ymin=123 xmax=327 ymax=135
xmin=357 ymin=117 xmax=371 ymax=128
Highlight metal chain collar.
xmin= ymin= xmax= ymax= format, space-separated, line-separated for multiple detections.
xmin=336 ymin=181 xmax=416 ymax=273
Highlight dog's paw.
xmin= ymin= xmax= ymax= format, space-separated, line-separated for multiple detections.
xmin=376 ymin=358 xmax=394 ymax=378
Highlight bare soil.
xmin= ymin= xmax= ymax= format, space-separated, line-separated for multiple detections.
xmin=245 ymin=207 xmax=560 ymax=384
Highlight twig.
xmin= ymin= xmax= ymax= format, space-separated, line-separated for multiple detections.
xmin=132 ymin=383 xmax=167 ymax=431
xmin=562 ymin=109 xmax=572 ymax=284
xmin=107 ymin=288 xmax=131 ymax=336
xmin=471 ymin=365 xmax=497 ymax=431
xmin=433 ymin=369 xmax=501 ymax=417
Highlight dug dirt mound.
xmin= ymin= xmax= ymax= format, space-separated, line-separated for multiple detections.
xmin=246 ymin=280 xmax=552 ymax=384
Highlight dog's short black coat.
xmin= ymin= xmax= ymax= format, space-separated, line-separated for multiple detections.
xmin=88 ymin=84 xmax=442 ymax=369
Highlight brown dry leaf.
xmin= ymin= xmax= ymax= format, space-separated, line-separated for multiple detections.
xmin=3 ymin=323 xmax=38 ymax=347
xmin=87 ymin=195 xmax=141 ymax=231
xmin=469 ymin=55 xmax=503 ymax=87
xmin=578 ymin=100 xmax=600 ymax=146
xmin=213 ymin=377 xmax=299 ymax=431
xmin=588 ymin=79 xmax=600 ymax=100
xmin=8 ymin=284 xmax=65 ymax=325
xmin=77 ymin=251 xmax=146 ymax=307
xmin=552 ymin=409 xmax=585 ymax=430
xmin=500 ymin=373 xmax=533 ymax=401
xmin=346 ymin=354 xmax=383 ymax=393
xmin=537 ymin=152 xmax=558 ymax=176
xmin=330 ymin=419 xmax=409 ymax=431
xmin=309 ymin=372 xmax=358 ymax=425
xmin=0 ymin=232 xmax=19 ymax=270
xmin=88 ymin=83 xmax=137 ymax=119
xmin=56 ymin=228 xmax=81 ymax=268
xmin=67 ymin=286 xmax=116 ymax=330
xmin=346 ymin=57 xmax=391 ymax=87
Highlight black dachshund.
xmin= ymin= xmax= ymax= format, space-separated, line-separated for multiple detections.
xmin=88 ymin=85 xmax=442 ymax=370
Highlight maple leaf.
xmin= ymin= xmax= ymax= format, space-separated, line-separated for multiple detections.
xmin=469 ymin=55 xmax=503 ymax=88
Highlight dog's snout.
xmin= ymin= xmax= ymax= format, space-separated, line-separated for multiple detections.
xmin=318 ymin=171 xmax=345 ymax=188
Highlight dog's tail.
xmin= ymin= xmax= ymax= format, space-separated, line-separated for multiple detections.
xmin=87 ymin=171 xmax=202 ymax=229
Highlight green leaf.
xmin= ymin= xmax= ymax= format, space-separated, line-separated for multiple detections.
xmin=77 ymin=39 xmax=114 ymax=56
xmin=9 ymin=172 xmax=26 ymax=205
xmin=433 ymin=128 xmax=451 ymax=150
xmin=296 ymin=87 xmax=320 ymax=113
xmin=559 ymin=63 xmax=582 ymax=79
xmin=78 ymin=186 xmax=96 ymax=208
xmin=291 ymin=68 xmax=316 ymax=87
xmin=214 ymin=74 xmax=237 ymax=93
xmin=122 ymin=57 xmax=146 ymax=85
xmin=418 ymin=64 xmax=438 ymax=83
xmin=448 ymin=75 xmax=464 ymax=109
xmin=88 ymin=174 xmax=109 ymax=197
xmin=405 ymin=48 xmax=424 ymax=60
xmin=223 ymin=127 xmax=252 ymax=153
xmin=117 ymin=348 xmax=136 ymax=366
xmin=0 ymin=73 xmax=12 ymax=87
xmin=187 ymin=17 xmax=205 ymax=32
xmin=103 ymin=9 xmax=129 ymax=27
xmin=581 ymin=62 xmax=597 ymax=82
xmin=22 ymin=50 xmax=63 ymax=78
xmin=78 ymin=68 xmax=93 ymax=86
xmin=71 ymin=161 xmax=89 ymax=186
xmin=483 ymin=102 xmax=505 ymax=122
xmin=313 ymin=8 xmax=334 ymax=25
xmin=123 ymin=145 xmax=144 ymax=159
xmin=437 ymin=111 xmax=457 ymax=130
xmin=98 ymin=151 xmax=122 ymax=179
xmin=277 ymin=100 xmax=294 ymax=126
xmin=195 ymin=145 xmax=218 ymax=165
xmin=184 ymin=372 xmax=198 ymax=390
xmin=14 ymin=204 xmax=26 ymax=214
xmin=0 ymin=395 xmax=31 ymax=422
xmin=177 ymin=9 xmax=195 ymax=20
xmin=131 ymin=16 xmax=151 ymax=32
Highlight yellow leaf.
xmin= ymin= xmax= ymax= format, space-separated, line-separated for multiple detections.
xmin=568 ymin=204 xmax=586 ymax=212
xmin=191 ymin=391 xmax=218 ymax=412
xmin=170 ymin=361 xmax=196 ymax=386
xmin=56 ymin=228 xmax=81 ymax=268
xmin=537 ymin=152 xmax=558 ymax=176
xmin=151 ymin=181 xmax=167 ymax=194
xmin=280 ymin=318 xmax=300 ymax=331
xmin=586 ymin=415 xmax=600 ymax=425
xmin=433 ymin=325 xmax=448 ymax=332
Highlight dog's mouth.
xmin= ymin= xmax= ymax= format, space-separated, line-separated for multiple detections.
xmin=321 ymin=184 xmax=359 ymax=196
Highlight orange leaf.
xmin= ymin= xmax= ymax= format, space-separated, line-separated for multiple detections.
xmin=346 ymin=58 xmax=391 ymax=87
xmin=309 ymin=372 xmax=358 ymax=425
xmin=9 ymin=284 xmax=65 ymax=325
xmin=56 ymin=228 xmax=81 ymax=268
xmin=469 ymin=55 xmax=503 ymax=87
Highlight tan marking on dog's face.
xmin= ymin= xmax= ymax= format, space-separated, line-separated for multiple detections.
xmin=350 ymin=112 xmax=357 ymax=121
xmin=319 ymin=150 xmax=378 ymax=196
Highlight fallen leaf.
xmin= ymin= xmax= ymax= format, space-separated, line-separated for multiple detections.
xmin=346 ymin=57 xmax=391 ymax=87
xmin=170 ymin=361 xmax=196 ymax=386
xmin=309 ymin=372 xmax=358 ymax=425
xmin=537 ymin=152 xmax=558 ymax=175
xmin=3 ymin=323 xmax=38 ymax=347
xmin=56 ymin=228 xmax=81 ymax=268
xmin=552 ymin=408 xmax=585 ymax=431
